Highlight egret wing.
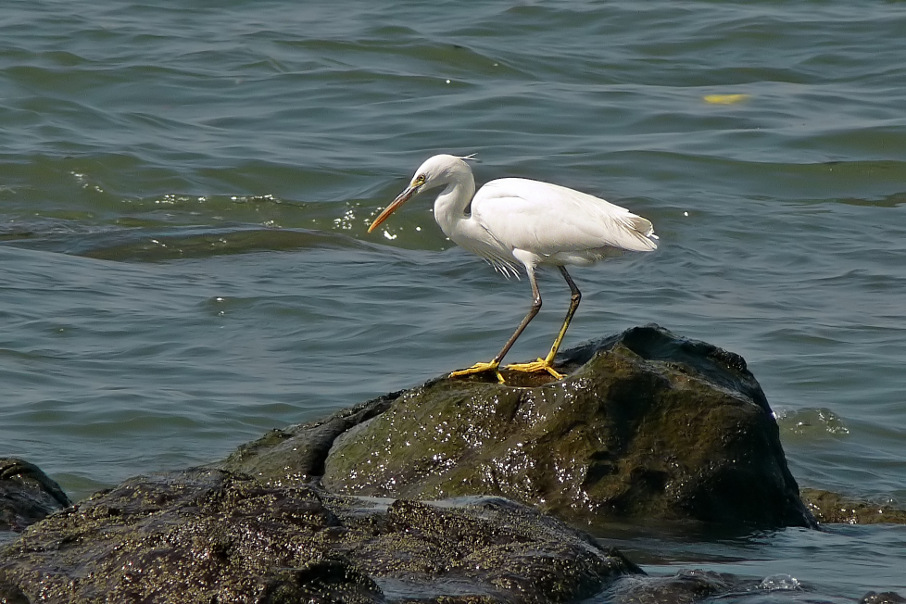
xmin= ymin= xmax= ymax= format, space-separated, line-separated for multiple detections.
xmin=472 ymin=178 xmax=657 ymax=256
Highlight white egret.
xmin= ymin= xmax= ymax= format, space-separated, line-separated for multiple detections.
xmin=368 ymin=154 xmax=657 ymax=384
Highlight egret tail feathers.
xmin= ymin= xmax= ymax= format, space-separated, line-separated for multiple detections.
xmin=622 ymin=215 xmax=659 ymax=251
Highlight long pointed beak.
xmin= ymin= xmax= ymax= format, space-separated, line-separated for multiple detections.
xmin=367 ymin=185 xmax=418 ymax=233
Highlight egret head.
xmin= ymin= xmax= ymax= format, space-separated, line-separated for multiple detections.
xmin=368 ymin=154 xmax=474 ymax=233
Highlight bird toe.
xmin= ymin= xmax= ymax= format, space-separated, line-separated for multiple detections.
xmin=504 ymin=358 xmax=565 ymax=380
xmin=449 ymin=361 xmax=504 ymax=383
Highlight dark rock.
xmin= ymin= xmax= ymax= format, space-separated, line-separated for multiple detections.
xmin=0 ymin=468 xmax=640 ymax=603
xmin=801 ymin=488 xmax=906 ymax=524
xmin=0 ymin=458 xmax=71 ymax=532
xmin=861 ymin=591 xmax=906 ymax=604
xmin=224 ymin=393 xmax=395 ymax=480
xmin=605 ymin=569 xmax=738 ymax=603
xmin=0 ymin=576 xmax=29 ymax=604
xmin=309 ymin=325 xmax=814 ymax=529
xmin=0 ymin=326 xmax=833 ymax=602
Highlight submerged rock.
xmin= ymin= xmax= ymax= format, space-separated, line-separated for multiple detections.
xmin=604 ymin=569 xmax=739 ymax=603
xmin=309 ymin=325 xmax=816 ymax=529
xmin=0 ymin=458 xmax=71 ymax=532
xmin=801 ymin=488 xmax=906 ymax=524
xmin=0 ymin=468 xmax=640 ymax=603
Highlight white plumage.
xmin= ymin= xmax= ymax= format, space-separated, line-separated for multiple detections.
xmin=369 ymin=154 xmax=657 ymax=383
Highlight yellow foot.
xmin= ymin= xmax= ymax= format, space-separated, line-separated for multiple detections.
xmin=504 ymin=358 xmax=565 ymax=380
xmin=449 ymin=361 xmax=504 ymax=384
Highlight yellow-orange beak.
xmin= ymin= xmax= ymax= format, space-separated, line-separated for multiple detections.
xmin=367 ymin=184 xmax=419 ymax=233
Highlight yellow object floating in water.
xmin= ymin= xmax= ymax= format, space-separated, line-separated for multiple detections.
xmin=703 ymin=93 xmax=751 ymax=105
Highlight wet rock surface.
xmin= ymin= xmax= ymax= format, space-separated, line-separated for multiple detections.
xmin=0 ymin=458 xmax=71 ymax=533
xmin=224 ymin=393 xmax=396 ymax=481
xmin=5 ymin=326 xmax=906 ymax=602
xmin=311 ymin=325 xmax=815 ymax=529
xmin=0 ymin=468 xmax=639 ymax=603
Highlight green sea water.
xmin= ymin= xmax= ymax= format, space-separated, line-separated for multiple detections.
xmin=2 ymin=1 xmax=905 ymax=599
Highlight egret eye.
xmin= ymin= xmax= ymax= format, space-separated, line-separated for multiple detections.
xmin=414 ymin=174 xmax=426 ymax=187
